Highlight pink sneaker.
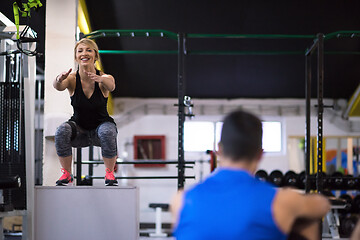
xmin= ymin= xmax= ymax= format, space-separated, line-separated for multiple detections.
xmin=56 ymin=168 xmax=73 ymax=186
xmin=105 ymin=168 xmax=118 ymax=186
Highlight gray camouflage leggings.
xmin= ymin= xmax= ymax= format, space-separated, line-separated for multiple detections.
xmin=55 ymin=121 xmax=118 ymax=158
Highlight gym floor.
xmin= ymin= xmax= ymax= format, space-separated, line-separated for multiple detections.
xmin=139 ymin=238 xmax=175 ymax=240
xmin=3 ymin=235 xmax=352 ymax=240
xmin=3 ymin=236 xmax=175 ymax=240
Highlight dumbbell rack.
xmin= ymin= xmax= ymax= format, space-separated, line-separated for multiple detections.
xmin=256 ymin=170 xmax=360 ymax=190
xmin=304 ymin=33 xmax=360 ymax=238
xmin=305 ymin=33 xmax=325 ymax=193
xmin=256 ymin=169 xmax=360 ymax=238
xmin=305 ymin=32 xmax=360 ymax=239
xmin=305 ymin=175 xmax=360 ymax=191
xmin=304 ymin=32 xmax=360 ymax=193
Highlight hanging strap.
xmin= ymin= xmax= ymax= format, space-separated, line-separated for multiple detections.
xmin=13 ymin=0 xmax=43 ymax=39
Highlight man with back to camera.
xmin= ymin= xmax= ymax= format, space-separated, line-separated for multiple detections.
xmin=171 ymin=110 xmax=331 ymax=240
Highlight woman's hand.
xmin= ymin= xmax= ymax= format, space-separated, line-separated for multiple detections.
xmin=85 ymin=70 xmax=102 ymax=83
xmin=54 ymin=68 xmax=72 ymax=91
xmin=84 ymin=70 xmax=115 ymax=92
xmin=84 ymin=71 xmax=102 ymax=83
xmin=56 ymin=68 xmax=72 ymax=83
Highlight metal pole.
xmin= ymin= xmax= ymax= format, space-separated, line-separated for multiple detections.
xmin=305 ymin=53 xmax=312 ymax=193
xmin=24 ymin=42 xmax=36 ymax=240
xmin=356 ymin=138 xmax=359 ymax=177
xmin=91 ymin=176 xmax=196 ymax=180
xmin=317 ymin=33 xmax=325 ymax=193
xmin=17 ymin=54 xmax=22 ymax=160
xmin=177 ymin=33 xmax=186 ymax=190
xmin=76 ymin=148 xmax=82 ymax=185
xmin=6 ymin=56 xmax=12 ymax=161
xmin=89 ymin=146 xmax=93 ymax=177
xmin=76 ymin=160 xmax=196 ymax=165
xmin=305 ymin=38 xmax=319 ymax=56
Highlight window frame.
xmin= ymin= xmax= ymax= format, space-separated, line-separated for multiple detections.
xmin=184 ymin=117 xmax=286 ymax=156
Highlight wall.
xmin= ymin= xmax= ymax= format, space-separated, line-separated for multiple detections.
xmin=85 ymin=98 xmax=360 ymax=224
xmin=90 ymin=115 xmax=187 ymax=224
xmin=43 ymin=0 xmax=77 ymax=186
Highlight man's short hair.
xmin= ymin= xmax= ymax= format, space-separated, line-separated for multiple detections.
xmin=220 ymin=110 xmax=263 ymax=161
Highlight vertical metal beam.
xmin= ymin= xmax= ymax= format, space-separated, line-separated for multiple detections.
xmin=0 ymin=40 xmax=6 ymax=83
xmin=316 ymin=33 xmax=325 ymax=193
xmin=24 ymin=42 xmax=36 ymax=240
xmin=0 ymin=216 xmax=3 ymax=240
xmin=356 ymin=138 xmax=359 ymax=177
xmin=89 ymin=146 xmax=93 ymax=178
xmin=17 ymin=54 xmax=22 ymax=160
xmin=76 ymin=148 xmax=82 ymax=185
xmin=177 ymin=33 xmax=186 ymax=190
xmin=336 ymin=139 xmax=342 ymax=171
xmin=305 ymin=53 xmax=312 ymax=193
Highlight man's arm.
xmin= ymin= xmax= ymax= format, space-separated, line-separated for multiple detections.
xmin=350 ymin=218 xmax=360 ymax=240
xmin=170 ymin=190 xmax=184 ymax=228
xmin=288 ymin=217 xmax=322 ymax=240
xmin=273 ymin=189 xmax=331 ymax=240
xmin=292 ymin=192 xmax=331 ymax=218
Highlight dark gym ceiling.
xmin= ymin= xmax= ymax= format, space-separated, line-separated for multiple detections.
xmin=86 ymin=0 xmax=360 ymax=99
xmin=2 ymin=0 xmax=360 ymax=99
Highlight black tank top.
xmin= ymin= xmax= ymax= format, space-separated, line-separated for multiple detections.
xmin=70 ymin=70 xmax=115 ymax=130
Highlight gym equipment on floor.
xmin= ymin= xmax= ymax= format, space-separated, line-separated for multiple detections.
xmin=339 ymin=215 xmax=358 ymax=238
xmin=331 ymin=172 xmax=344 ymax=189
xmin=0 ymin=176 xmax=26 ymax=240
xmin=0 ymin=23 xmax=37 ymax=240
xmin=34 ymin=186 xmax=139 ymax=240
xmin=268 ymin=170 xmax=284 ymax=187
xmin=0 ymin=176 xmax=21 ymax=190
xmin=284 ymin=171 xmax=298 ymax=188
xmin=323 ymin=197 xmax=348 ymax=238
xmin=338 ymin=194 xmax=352 ymax=214
xmin=352 ymin=195 xmax=360 ymax=213
xmin=148 ymin=203 xmax=169 ymax=237
xmin=255 ymin=170 xmax=268 ymax=182
xmin=255 ymin=170 xmax=360 ymax=190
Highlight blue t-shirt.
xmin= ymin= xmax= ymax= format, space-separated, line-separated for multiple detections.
xmin=174 ymin=168 xmax=287 ymax=240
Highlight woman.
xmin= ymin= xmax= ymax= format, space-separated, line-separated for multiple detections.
xmin=53 ymin=38 xmax=118 ymax=186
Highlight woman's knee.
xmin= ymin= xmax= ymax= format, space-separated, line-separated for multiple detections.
xmin=97 ymin=122 xmax=118 ymax=158
xmin=55 ymin=122 xmax=73 ymax=157
xmin=55 ymin=122 xmax=73 ymax=142
xmin=97 ymin=122 xmax=117 ymax=140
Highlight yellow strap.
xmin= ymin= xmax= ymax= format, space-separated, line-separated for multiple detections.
xmin=13 ymin=0 xmax=43 ymax=39
xmin=13 ymin=2 xmax=20 ymax=39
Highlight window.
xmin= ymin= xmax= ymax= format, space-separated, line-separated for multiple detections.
xmin=215 ymin=122 xmax=223 ymax=150
xmin=184 ymin=120 xmax=283 ymax=153
xmin=184 ymin=122 xmax=214 ymax=152
xmin=262 ymin=121 xmax=282 ymax=152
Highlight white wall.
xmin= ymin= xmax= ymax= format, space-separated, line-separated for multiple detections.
xmin=260 ymin=115 xmax=360 ymax=172
xmin=88 ymin=115 xmax=183 ymax=223
xmin=43 ymin=0 xmax=77 ymax=186
xmin=84 ymin=99 xmax=360 ymax=224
